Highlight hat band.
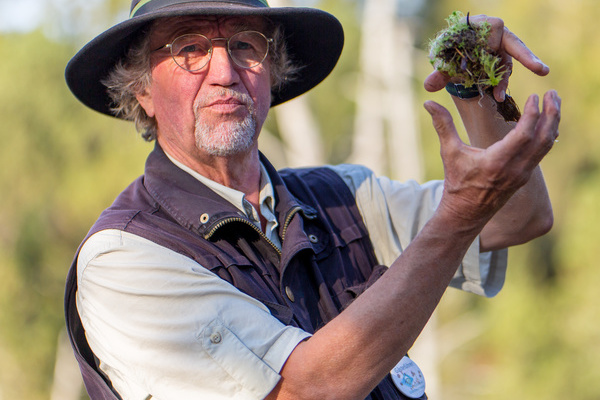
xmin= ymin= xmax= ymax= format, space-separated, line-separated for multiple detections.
xmin=130 ymin=0 xmax=270 ymax=18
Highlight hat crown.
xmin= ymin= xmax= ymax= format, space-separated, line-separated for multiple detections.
xmin=130 ymin=0 xmax=270 ymax=18
xmin=66 ymin=0 xmax=343 ymax=115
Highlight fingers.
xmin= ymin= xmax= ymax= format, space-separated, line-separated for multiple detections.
xmin=492 ymin=52 xmax=513 ymax=102
xmin=518 ymin=91 xmax=561 ymax=144
xmin=500 ymin=27 xmax=550 ymax=77
xmin=469 ymin=15 xmax=549 ymax=77
xmin=423 ymin=70 xmax=449 ymax=93
xmin=514 ymin=93 xmax=542 ymax=139
xmin=503 ymin=91 xmax=561 ymax=164
xmin=423 ymin=101 xmax=463 ymax=150
xmin=470 ymin=15 xmax=504 ymax=49
xmin=536 ymin=90 xmax=562 ymax=144
xmin=427 ymin=14 xmax=550 ymax=97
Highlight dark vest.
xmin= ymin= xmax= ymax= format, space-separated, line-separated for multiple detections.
xmin=64 ymin=145 xmax=426 ymax=400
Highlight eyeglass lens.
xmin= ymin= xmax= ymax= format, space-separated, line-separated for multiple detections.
xmin=170 ymin=31 xmax=270 ymax=71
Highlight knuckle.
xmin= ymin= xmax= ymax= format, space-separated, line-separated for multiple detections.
xmin=546 ymin=105 xmax=561 ymax=119
xmin=432 ymin=119 xmax=446 ymax=133
xmin=482 ymin=157 xmax=506 ymax=178
xmin=433 ymin=115 xmax=453 ymax=133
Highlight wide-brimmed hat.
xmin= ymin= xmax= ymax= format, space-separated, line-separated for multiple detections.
xmin=65 ymin=0 xmax=344 ymax=117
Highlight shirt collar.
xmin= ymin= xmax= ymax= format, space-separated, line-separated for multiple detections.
xmin=164 ymin=151 xmax=276 ymax=219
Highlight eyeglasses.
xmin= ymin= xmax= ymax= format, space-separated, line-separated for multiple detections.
xmin=153 ymin=31 xmax=273 ymax=71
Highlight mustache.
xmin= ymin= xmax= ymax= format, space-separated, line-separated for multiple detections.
xmin=197 ymin=89 xmax=254 ymax=109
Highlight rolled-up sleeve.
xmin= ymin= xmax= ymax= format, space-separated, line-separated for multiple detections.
xmin=328 ymin=164 xmax=508 ymax=298
xmin=77 ymin=229 xmax=311 ymax=400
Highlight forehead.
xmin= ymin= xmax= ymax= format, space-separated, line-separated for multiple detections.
xmin=150 ymin=15 xmax=268 ymax=42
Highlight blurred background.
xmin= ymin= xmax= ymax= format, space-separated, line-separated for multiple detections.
xmin=0 ymin=0 xmax=598 ymax=399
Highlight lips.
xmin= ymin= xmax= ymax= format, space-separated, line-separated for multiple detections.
xmin=197 ymin=89 xmax=255 ymax=116
xmin=206 ymin=98 xmax=244 ymax=107
xmin=199 ymin=98 xmax=245 ymax=115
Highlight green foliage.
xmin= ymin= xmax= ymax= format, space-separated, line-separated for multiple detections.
xmin=0 ymin=29 xmax=149 ymax=399
xmin=427 ymin=11 xmax=505 ymax=88
xmin=2 ymin=1 xmax=600 ymax=400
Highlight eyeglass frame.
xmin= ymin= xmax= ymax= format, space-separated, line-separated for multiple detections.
xmin=152 ymin=30 xmax=274 ymax=71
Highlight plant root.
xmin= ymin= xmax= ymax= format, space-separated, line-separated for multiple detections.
xmin=484 ymin=87 xmax=521 ymax=122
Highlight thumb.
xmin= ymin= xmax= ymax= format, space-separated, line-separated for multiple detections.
xmin=424 ymin=101 xmax=462 ymax=149
xmin=423 ymin=70 xmax=448 ymax=93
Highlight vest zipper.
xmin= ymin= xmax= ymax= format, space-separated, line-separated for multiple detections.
xmin=281 ymin=205 xmax=303 ymax=241
xmin=204 ymin=216 xmax=282 ymax=256
xmin=204 ymin=205 xmax=305 ymax=256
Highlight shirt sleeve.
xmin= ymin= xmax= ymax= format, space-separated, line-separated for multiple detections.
xmin=327 ymin=164 xmax=508 ymax=298
xmin=77 ymin=229 xmax=311 ymax=400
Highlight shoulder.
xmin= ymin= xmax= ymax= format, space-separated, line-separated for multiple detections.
xmin=278 ymin=163 xmax=376 ymax=195
xmin=77 ymin=229 xmax=203 ymax=281
xmin=324 ymin=164 xmax=377 ymax=195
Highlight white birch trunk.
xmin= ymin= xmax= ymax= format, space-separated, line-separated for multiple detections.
xmin=386 ymin=20 xmax=423 ymax=181
xmin=268 ymin=0 xmax=324 ymax=168
xmin=351 ymin=0 xmax=439 ymax=397
xmin=275 ymin=99 xmax=324 ymax=167
xmin=349 ymin=0 xmax=395 ymax=175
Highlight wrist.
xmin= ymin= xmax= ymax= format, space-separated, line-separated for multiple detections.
xmin=445 ymin=83 xmax=481 ymax=100
xmin=432 ymin=197 xmax=493 ymax=238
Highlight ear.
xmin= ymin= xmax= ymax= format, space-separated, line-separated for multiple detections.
xmin=136 ymin=89 xmax=156 ymax=118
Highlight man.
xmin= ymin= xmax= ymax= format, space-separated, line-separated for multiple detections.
xmin=64 ymin=0 xmax=561 ymax=399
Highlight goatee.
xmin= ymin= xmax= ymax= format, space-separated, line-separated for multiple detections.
xmin=194 ymin=89 xmax=257 ymax=157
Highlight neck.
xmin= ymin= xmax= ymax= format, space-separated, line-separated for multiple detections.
xmin=159 ymin=139 xmax=262 ymax=204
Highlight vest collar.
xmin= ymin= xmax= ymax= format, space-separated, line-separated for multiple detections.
xmin=144 ymin=144 xmax=316 ymax=238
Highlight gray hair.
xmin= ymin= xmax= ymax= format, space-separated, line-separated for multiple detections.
xmin=102 ymin=20 xmax=299 ymax=141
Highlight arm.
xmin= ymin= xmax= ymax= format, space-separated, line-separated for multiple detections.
xmin=424 ymin=15 xmax=558 ymax=251
xmin=452 ymin=93 xmax=556 ymax=251
xmin=78 ymin=230 xmax=310 ymax=400
xmin=268 ymin=92 xmax=560 ymax=399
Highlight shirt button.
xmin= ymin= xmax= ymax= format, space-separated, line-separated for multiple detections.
xmin=210 ymin=332 xmax=222 ymax=344
xmin=285 ymin=286 xmax=295 ymax=302
xmin=309 ymin=234 xmax=319 ymax=243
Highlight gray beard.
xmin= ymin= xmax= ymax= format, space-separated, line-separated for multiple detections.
xmin=194 ymin=91 xmax=257 ymax=157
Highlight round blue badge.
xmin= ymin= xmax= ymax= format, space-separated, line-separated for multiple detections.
xmin=390 ymin=356 xmax=426 ymax=398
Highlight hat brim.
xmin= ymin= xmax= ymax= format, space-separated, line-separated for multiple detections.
xmin=65 ymin=3 xmax=344 ymax=117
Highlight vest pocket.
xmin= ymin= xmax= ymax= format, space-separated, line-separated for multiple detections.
xmin=305 ymin=221 xmax=382 ymax=310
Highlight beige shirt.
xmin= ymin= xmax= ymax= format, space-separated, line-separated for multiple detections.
xmin=77 ymin=162 xmax=507 ymax=400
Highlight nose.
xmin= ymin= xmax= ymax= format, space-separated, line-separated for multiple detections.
xmin=205 ymin=43 xmax=240 ymax=87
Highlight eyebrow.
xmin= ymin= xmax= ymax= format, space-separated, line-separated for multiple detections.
xmin=154 ymin=16 xmax=267 ymax=43
xmin=165 ymin=19 xmax=214 ymax=39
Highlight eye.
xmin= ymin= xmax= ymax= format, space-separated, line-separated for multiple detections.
xmin=230 ymin=40 xmax=255 ymax=51
xmin=172 ymin=35 xmax=211 ymax=56
xmin=180 ymin=43 xmax=199 ymax=53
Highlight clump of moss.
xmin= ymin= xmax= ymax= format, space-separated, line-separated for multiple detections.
xmin=428 ymin=11 xmax=520 ymax=122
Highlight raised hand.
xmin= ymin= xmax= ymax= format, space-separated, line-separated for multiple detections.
xmin=424 ymin=90 xmax=560 ymax=227
xmin=424 ymin=14 xmax=550 ymax=102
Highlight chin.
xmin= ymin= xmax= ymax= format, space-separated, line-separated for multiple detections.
xmin=195 ymin=114 xmax=257 ymax=158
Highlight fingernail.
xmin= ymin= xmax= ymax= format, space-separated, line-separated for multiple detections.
xmin=499 ymin=90 xmax=506 ymax=102
xmin=424 ymin=101 xmax=441 ymax=117
xmin=423 ymin=102 xmax=434 ymax=115
xmin=538 ymin=61 xmax=550 ymax=74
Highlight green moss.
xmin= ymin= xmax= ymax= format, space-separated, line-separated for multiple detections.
xmin=428 ymin=11 xmax=506 ymax=88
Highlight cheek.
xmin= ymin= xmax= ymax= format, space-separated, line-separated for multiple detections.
xmin=256 ymin=85 xmax=271 ymax=121
xmin=250 ymin=70 xmax=273 ymax=123
xmin=151 ymin=64 xmax=202 ymax=128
